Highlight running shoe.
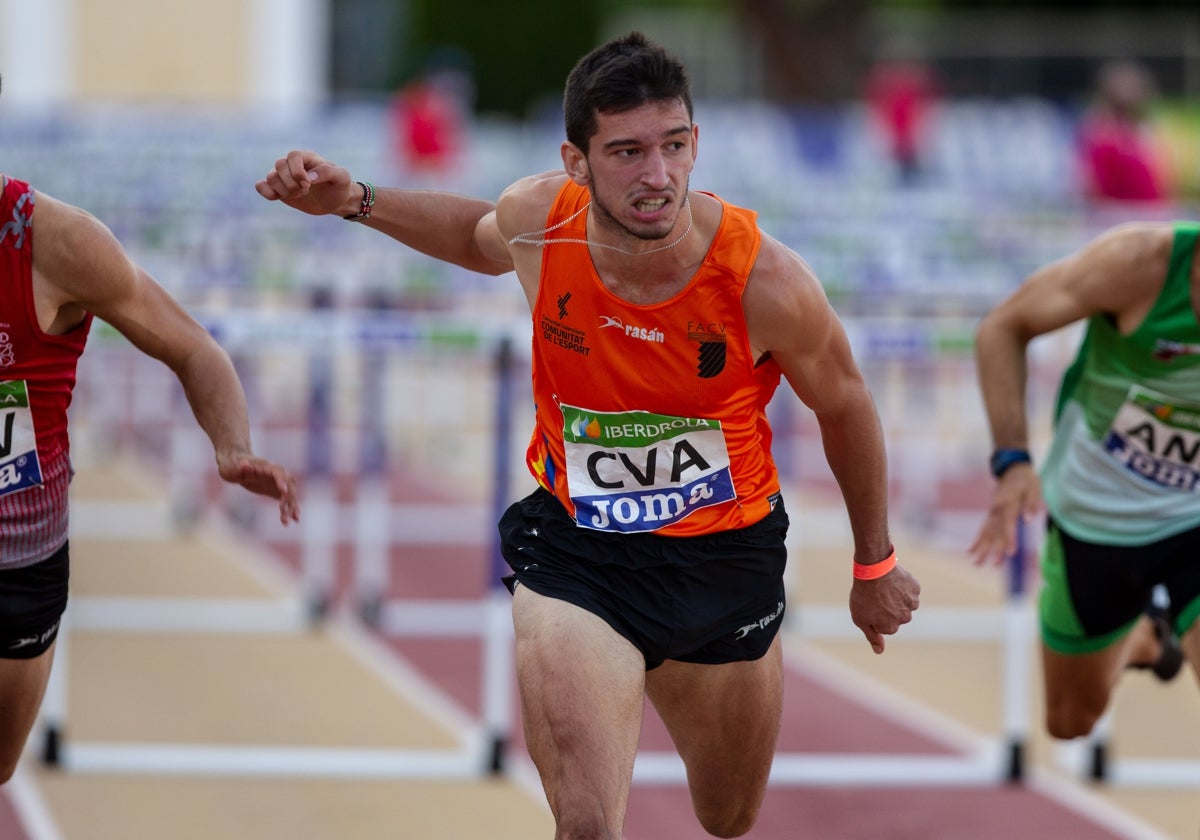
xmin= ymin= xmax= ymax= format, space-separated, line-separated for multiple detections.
xmin=1134 ymin=605 xmax=1183 ymax=682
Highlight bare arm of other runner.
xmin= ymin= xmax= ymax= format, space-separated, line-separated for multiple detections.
xmin=969 ymin=223 xmax=1168 ymax=565
xmin=744 ymin=235 xmax=920 ymax=654
xmin=31 ymin=192 xmax=299 ymax=525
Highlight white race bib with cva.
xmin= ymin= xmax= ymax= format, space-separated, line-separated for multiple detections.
xmin=560 ymin=403 xmax=735 ymax=533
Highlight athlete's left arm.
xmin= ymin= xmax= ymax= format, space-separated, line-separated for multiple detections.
xmin=31 ymin=191 xmax=299 ymax=524
xmin=744 ymin=234 xmax=919 ymax=653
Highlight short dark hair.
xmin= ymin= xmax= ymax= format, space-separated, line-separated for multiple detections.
xmin=563 ymin=32 xmax=693 ymax=154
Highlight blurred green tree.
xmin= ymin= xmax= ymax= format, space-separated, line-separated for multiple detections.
xmin=404 ymin=0 xmax=602 ymax=117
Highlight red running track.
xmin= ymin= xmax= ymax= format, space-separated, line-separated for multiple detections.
xmin=0 ymin=472 xmax=1154 ymax=840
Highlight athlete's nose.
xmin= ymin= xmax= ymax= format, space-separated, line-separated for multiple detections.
xmin=641 ymin=149 xmax=670 ymax=190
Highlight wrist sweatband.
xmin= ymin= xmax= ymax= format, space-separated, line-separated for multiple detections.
xmin=854 ymin=548 xmax=897 ymax=581
xmin=989 ymin=447 xmax=1031 ymax=478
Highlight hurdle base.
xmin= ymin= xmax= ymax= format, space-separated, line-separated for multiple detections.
xmin=1090 ymin=741 xmax=1108 ymax=782
xmin=40 ymin=725 xmax=62 ymax=767
xmin=487 ymin=735 xmax=508 ymax=775
xmin=1006 ymin=739 xmax=1025 ymax=783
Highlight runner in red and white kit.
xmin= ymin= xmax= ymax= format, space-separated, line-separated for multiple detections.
xmin=0 ymin=75 xmax=300 ymax=786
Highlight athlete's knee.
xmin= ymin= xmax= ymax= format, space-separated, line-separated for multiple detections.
xmin=693 ymin=795 xmax=763 ymax=838
xmin=548 ymin=789 xmax=623 ymax=840
xmin=0 ymin=754 xmax=19 ymax=786
xmin=1044 ymin=694 xmax=1107 ymax=740
xmin=552 ymin=818 xmax=621 ymax=840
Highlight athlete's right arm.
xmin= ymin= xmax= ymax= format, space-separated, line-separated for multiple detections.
xmin=256 ymin=150 xmax=558 ymax=278
xmin=968 ymin=222 xmax=1169 ymax=565
xmin=32 ymin=193 xmax=300 ymax=524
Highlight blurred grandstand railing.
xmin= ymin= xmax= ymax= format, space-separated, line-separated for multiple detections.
xmin=3 ymin=98 xmax=1186 ymax=537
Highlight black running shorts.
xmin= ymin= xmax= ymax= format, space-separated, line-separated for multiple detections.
xmin=1040 ymin=519 xmax=1200 ymax=654
xmin=0 ymin=541 xmax=69 ymax=659
xmin=499 ymin=488 xmax=789 ymax=669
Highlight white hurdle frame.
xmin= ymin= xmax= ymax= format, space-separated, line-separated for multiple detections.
xmin=631 ymin=538 xmax=1036 ymax=788
xmin=37 ymin=315 xmax=525 ymax=780
xmin=44 ymin=312 xmax=1194 ymax=788
xmin=42 ymin=313 xmax=1038 ymax=785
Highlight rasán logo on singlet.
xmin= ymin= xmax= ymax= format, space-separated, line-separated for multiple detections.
xmin=560 ymin=404 xmax=735 ymax=532
xmin=689 ymin=321 xmax=726 ymax=378
xmin=599 ymin=315 xmax=665 ymax=344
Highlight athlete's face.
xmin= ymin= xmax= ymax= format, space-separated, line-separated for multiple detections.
xmin=561 ymin=99 xmax=697 ymax=248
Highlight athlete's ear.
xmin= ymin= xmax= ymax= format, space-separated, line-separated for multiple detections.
xmin=561 ymin=141 xmax=590 ymax=186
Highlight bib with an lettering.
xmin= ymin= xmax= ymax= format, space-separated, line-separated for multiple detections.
xmin=0 ymin=381 xmax=44 ymax=496
xmin=561 ymin=404 xmax=735 ymax=532
xmin=1103 ymin=384 xmax=1200 ymax=492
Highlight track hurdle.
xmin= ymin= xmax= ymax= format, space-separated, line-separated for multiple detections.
xmin=629 ymin=527 xmax=1036 ymax=788
xmin=631 ymin=320 xmax=1038 ymax=789
xmin=37 ymin=312 xmax=527 ymax=780
xmin=351 ymin=332 xmax=522 ymax=773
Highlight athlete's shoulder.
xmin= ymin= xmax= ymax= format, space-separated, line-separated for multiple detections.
xmin=1092 ymin=221 xmax=1174 ymax=258
xmin=495 ymin=171 xmax=570 ymax=240
xmin=1080 ymin=222 xmax=1175 ymax=285
xmin=747 ymin=231 xmax=819 ymax=286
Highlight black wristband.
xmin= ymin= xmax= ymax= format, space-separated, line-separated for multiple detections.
xmin=990 ymin=447 xmax=1031 ymax=478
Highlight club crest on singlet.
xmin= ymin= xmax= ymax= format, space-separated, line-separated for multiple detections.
xmin=1103 ymin=384 xmax=1200 ymax=492
xmin=0 ymin=381 xmax=43 ymax=496
xmin=559 ymin=403 xmax=735 ymax=532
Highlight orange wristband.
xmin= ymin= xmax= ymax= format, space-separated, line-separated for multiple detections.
xmin=853 ymin=548 xmax=897 ymax=581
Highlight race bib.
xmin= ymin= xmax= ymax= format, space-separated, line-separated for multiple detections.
xmin=560 ymin=403 xmax=735 ymax=532
xmin=1102 ymin=385 xmax=1200 ymax=492
xmin=0 ymin=381 xmax=43 ymax=496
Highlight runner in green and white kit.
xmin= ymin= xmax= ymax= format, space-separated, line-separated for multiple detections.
xmin=971 ymin=220 xmax=1200 ymax=740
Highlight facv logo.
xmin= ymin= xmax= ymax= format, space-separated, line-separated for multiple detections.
xmin=688 ymin=320 xmax=726 ymax=378
xmin=599 ymin=315 xmax=664 ymax=344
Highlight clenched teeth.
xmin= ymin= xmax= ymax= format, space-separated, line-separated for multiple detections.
xmin=636 ymin=198 xmax=666 ymax=212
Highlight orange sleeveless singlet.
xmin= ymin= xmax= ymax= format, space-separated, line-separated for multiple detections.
xmin=524 ymin=181 xmax=783 ymax=536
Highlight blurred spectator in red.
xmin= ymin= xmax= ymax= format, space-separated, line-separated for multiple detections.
xmin=865 ymin=53 xmax=939 ymax=184
xmin=1077 ymin=60 xmax=1171 ymax=203
xmin=390 ymin=48 xmax=474 ymax=177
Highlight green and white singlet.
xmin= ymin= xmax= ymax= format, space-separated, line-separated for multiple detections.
xmin=1041 ymin=222 xmax=1200 ymax=545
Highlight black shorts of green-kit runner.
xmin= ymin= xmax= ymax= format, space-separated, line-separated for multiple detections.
xmin=499 ymin=487 xmax=789 ymax=670
xmin=1040 ymin=518 xmax=1200 ymax=655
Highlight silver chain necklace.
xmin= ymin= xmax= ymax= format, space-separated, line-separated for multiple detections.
xmin=508 ymin=197 xmax=692 ymax=257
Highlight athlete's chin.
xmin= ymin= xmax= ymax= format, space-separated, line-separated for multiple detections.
xmin=624 ymin=217 xmax=677 ymax=242
xmin=633 ymin=229 xmax=674 ymax=244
